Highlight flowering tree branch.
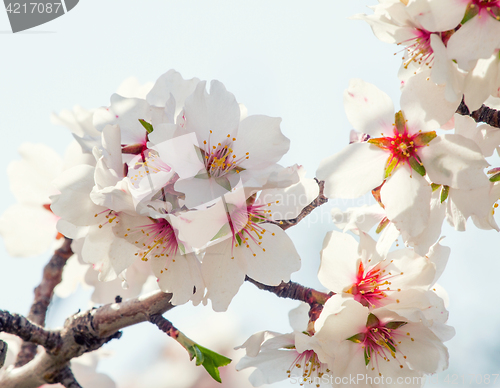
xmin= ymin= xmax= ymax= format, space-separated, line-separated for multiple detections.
xmin=456 ymin=99 xmax=500 ymax=128
xmin=15 ymin=238 xmax=74 ymax=367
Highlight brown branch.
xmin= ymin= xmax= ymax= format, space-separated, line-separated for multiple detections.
xmin=0 ymin=340 xmax=7 ymax=368
xmin=150 ymin=314 xmax=179 ymax=339
xmin=0 ymin=290 xmax=175 ymax=388
xmin=245 ymin=276 xmax=331 ymax=306
xmin=46 ymin=365 xmax=82 ymax=388
xmin=16 ymin=238 xmax=74 ymax=367
xmin=275 ymin=179 xmax=328 ymax=230
xmin=245 ymin=276 xmax=333 ymax=335
xmin=0 ymin=311 xmax=61 ymax=350
xmin=456 ymin=99 xmax=500 ymax=128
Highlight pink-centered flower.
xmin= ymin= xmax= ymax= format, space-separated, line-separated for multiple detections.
xmin=317 ymin=79 xmax=489 ymax=238
xmin=236 ymin=304 xmax=334 ymax=387
xmin=314 ymin=299 xmax=449 ymax=386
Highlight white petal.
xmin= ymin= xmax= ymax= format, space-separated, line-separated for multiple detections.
xmin=343 ymin=79 xmax=395 ymax=137
xmin=202 ymin=238 xmax=248 ymax=312
xmin=183 ymin=80 xmax=240 ymax=146
xmin=398 ymin=322 xmax=449 ymax=373
xmin=318 ymin=232 xmax=359 ymax=293
xmin=8 ymin=143 xmax=63 ymax=205
xmin=447 ymin=12 xmax=500 ymax=71
xmin=151 ymin=252 xmax=203 ymax=306
xmin=146 ymin=69 xmax=199 ymax=122
xmin=152 ymin=132 xmax=204 ymax=180
xmin=426 ymin=238 xmax=450 ymax=285
xmin=317 ymin=143 xmax=387 ymax=198
xmin=51 ymin=165 xmax=106 ymax=226
xmin=243 ymin=224 xmax=301 ymax=285
xmin=407 ymin=0 xmax=466 ymax=31
xmin=401 ymin=70 xmax=460 ymax=129
xmin=0 ymin=205 xmax=58 ymax=257
xmin=256 ymin=169 xmax=319 ymax=221
xmin=232 ymin=115 xmax=289 ymax=170
xmin=421 ymin=134 xmax=490 ymax=189
xmin=288 ymin=304 xmax=310 ymax=333
xmin=381 ymin=167 xmax=432 ymax=237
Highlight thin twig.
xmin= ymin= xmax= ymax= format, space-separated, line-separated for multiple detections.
xmin=150 ymin=314 xmax=179 ymax=339
xmin=245 ymin=276 xmax=333 ymax=334
xmin=16 ymin=238 xmax=73 ymax=367
xmin=245 ymin=276 xmax=331 ymax=306
xmin=46 ymin=365 xmax=82 ymax=388
xmin=0 ymin=311 xmax=61 ymax=350
xmin=275 ymin=179 xmax=328 ymax=230
xmin=456 ymin=99 xmax=500 ymax=128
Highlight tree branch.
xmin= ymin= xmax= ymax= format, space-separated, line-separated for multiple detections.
xmin=0 ymin=340 xmax=7 ymax=368
xmin=150 ymin=314 xmax=179 ymax=339
xmin=16 ymin=238 xmax=73 ymax=367
xmin=456 ymin=99 xmax=500 ymax=128
xmin=275 ymin=179 xmax=328 ymax=230
xmin=0 ymin=290 xmax=175 ymax=388
xmin=46 ymin=365 xmax=82 ymax=388
xmin=245 ymin=276 xmax=331 ymax=306
xmin=0 ymin=311 xmax=61 ymax=350
xmin=245 ymin=277 xmax=333 ymax=334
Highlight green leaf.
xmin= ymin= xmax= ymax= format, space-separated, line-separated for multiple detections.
xmin=385 ymin=321 xmax=407 ymax=330
xmin=431 ymin=183 xmax=441 ymax=192
xmin=364 ymin=347 xmax=371 ymax=366
xmin=368 ymin=137 xmax=392 ymax=149
xmin=440 ymin=185 xmax=449 ymax=203
xmin=490 ymin=172 xmax=500 ymax=182
xmin=235 ymin=234 xmax=242 ymax=246
xmin=346 ymin=333 xmax=365 ymax=343
xmin=139 ymin=119 xmax=154 ymax=134
xmin=193 ymin=345 xmax=204 ymax=366
xmin=215 ymin=176 xmax=231 ymax=191
xmin=194 ymin=171 xmax=210 ymax=179
xmin=394 ymin=110 xmax=406 ymax=134
xmin=211 ymin=223 xmax=231 ymax=241
xmin=375 ymin=217 xmax=390 ymax=234
xmin=384 ymin=157 xmax=398 ymax=179
xmin=413 ymin=131 xmax=437 ymax=146
xmin=366 ymin=313 xmax=380 ymax=329
xmin=461 ymin=6 xmax=478 ymax=24
xmin=386 ymin=341 xmax=396 ymax=354
xmin=195 ymin=344 xmax=232 ymax=383
xmin=409 ymin=156 xmax=426 ymax=176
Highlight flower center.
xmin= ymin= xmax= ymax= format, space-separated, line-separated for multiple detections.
xmin=399 ymin=28 xmax=434 ymax=69
xmin=368 ymin=110 xmax=436 ymax=177
xmin=226 ymin=199 xmax=278 ymax=257
xmin=466 ymin=1 xmax=500 ymax=21
xmin=286 ymin=349 xmax=330 ymax=387
xmin=347 ymin=314 xmax=409 ymax=372
xmin=346 ymin=260 xmax=396 ymax=308
xmin=201 ymin=131 xmax=248 ymax=178
xmin=123 ymin=218 xmax=179 ymax=262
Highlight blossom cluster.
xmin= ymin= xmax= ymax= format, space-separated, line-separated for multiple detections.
xmin=2 ymin=1 xmax=499 ymax=386
xmin=5 ymin=70 xmax=318 ymax=311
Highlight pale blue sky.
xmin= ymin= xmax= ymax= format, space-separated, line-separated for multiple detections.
xmin=0 ymin=1 xmax=498 ymax=387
